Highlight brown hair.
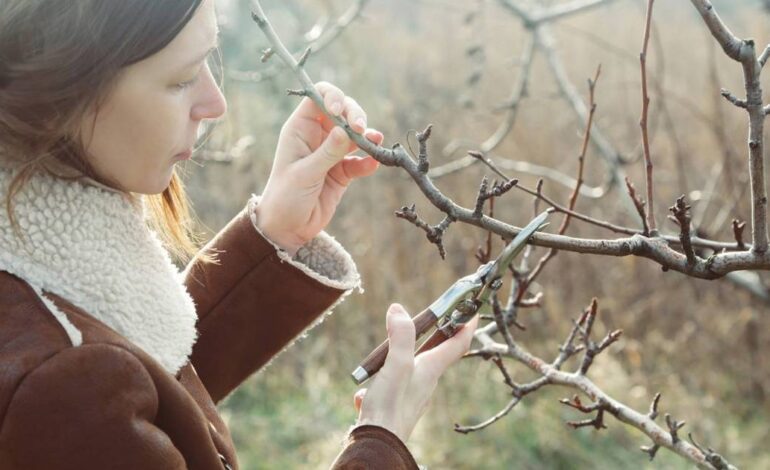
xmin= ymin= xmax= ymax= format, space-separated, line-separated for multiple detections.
xmin=0 ymin=0 xmax=219 ymax=265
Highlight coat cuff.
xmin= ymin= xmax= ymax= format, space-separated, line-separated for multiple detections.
xmin=247 ymin=195 xmax=361 ymax=293
xmin=330 ymin=424 xmax=422 ymax=470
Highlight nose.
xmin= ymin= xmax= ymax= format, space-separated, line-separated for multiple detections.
xmin=191 ymin=66 xmax=227 ymax=121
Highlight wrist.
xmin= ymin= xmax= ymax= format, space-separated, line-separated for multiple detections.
xmin=251 ymin=202 xmax=303 ymax=256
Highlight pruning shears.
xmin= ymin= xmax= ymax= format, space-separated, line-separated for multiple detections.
xmin=351 ymin=210 xmax=550 ymax=385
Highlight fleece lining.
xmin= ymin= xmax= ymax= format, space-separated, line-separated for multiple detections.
xmin=0 ymin=166 xmax=198 ymax=374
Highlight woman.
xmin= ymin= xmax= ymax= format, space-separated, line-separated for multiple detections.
xmin=0 ymin=1 xmax=478 ymax=469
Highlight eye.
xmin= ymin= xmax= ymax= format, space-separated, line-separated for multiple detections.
xmin=174 ymin=75 xmax=199 ymax=90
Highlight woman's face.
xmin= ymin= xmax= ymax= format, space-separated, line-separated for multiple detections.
xmin=78 ymin=0 xmax=226 ymax=194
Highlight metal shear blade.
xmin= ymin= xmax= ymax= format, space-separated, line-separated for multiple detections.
xmin=429 ymin=210 xmax=550 ymax=326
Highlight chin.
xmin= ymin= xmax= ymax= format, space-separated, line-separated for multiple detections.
xmin=131 ymin=173 xmax=175 ymax=195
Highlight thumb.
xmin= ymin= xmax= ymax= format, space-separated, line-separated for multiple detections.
xmin=302 ymin=126 xmax=351 ymax=175
xmin=380 ymin=304 xmax=416 ymax=379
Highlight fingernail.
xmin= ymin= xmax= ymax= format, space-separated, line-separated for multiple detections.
xmin=355 ymin=117 xmax=366 ymax=130
xmin=388 ymin=304 xmax=406 ymax=316
xmin=330 ymin=102 xmax=342 ymax=115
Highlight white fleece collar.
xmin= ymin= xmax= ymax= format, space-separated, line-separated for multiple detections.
xmin=0 ymin=166 xmax=198 ymax=374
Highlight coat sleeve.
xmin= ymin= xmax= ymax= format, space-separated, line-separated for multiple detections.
xmin=182 ymin=196 xmax=361 ymax=403
xmin=182 ymin=199 xmax=423 ymax=469
xmin=330 ymin=425 xmax=421 ymax=470
xmin=0 ymin=345 xmax=186 ymax=470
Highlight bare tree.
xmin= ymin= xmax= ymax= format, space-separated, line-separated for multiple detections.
xmin=247 ymin=0 xmax=770 ymax=467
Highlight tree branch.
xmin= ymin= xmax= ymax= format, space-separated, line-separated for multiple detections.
xmin=467 ymin=298 xmax=734 ymax=469
xmin=251 ymin=3 xmax=770 ymax=278
xmin=690 ymin=0 xmax=769 ymax=253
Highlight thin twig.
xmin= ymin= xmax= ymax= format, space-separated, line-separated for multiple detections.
xmin=639 ymin=0 xmax=657 ymax=234
xmin=732 ymin=219 xmax=747 ymax=250
xmin=668 ymin=196 xmax=697 ymax=267
xmin=516 ymin=65 xmax=602 ymax=302
xmin=625 ymin=177 xmax=650 ymax=236
xmin=395 ymin=204 xmax=454 ymax=259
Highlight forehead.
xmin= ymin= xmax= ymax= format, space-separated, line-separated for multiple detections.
xmin=167 ymin=0 xmax=219 ymax=55
xmin=132 ymin=0 xmax=219 ymax=71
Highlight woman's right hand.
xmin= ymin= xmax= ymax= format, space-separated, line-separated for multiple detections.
xmin=352 ymin=303 xmax=479 ymax=443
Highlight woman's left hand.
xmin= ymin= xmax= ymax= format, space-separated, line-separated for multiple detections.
xmin=255 ymin=81 xmax=384 ymax=256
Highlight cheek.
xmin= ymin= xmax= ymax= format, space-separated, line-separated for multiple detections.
xmin=80 ymin=92 xmax=188 ymax=188
xmin=103 ymin=95 xmax=186 ymax=155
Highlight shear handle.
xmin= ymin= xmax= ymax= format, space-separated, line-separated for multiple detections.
xmin=351 ymin=307 xmax=440 ymax=385
xmin=415 ymin=328 xmax=453 ymax=355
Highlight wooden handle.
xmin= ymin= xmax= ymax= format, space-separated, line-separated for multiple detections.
xmin=351 ymin=308 xmax=439 ymax=385
xmin=415 ymin=327 xmax=454 ymax=355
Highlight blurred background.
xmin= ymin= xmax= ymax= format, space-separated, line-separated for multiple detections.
xmin=179 ymin=0 xmax=770 ymax=467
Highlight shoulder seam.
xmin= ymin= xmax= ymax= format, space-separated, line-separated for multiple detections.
xmin=0 ymin=271 xmax=82 ymax=346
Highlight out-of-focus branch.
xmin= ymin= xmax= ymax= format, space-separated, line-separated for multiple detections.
xmin=442 ymin=0 xmax=627 ymax=210
xmin=517 ymin=65 xmax=602 ymax=299
xmin=537 ymin=26 xmax=635 ymax=213
xmin=508 ymin=0 xmax=631 ymax=190
xmin=429 ymin=152 xmax=609 ymax=199
xmin=690 ymin=0 xmax=769 ymax=253
xmin=497 ymin=0 xmax=616 ymax=27
xmin=442 ymin=32 xmax=536 ymax=157
xmin=231 ymin=0 xmax=370 ymax=83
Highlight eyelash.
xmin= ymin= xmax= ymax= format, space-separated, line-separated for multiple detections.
xmin=175 ymin=75 xmax=199 ymax=90
xmin=174 ymin=55 xmax=215 ymax=91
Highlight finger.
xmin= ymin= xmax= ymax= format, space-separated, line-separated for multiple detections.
xmin=380 ymin=304 xmax=416 ymax=379
xmin=298 ymin=126 xmax=352 ymax=175
xmin=415 ymin=314 xmax=479 ymax=380
xmin=344 ymin=128 xmax=384 ymax=154
xmin=354 ymin=388 xmax=367 ymax=413
xmin=340 ymin=156 xmax=379 ymax=181
xmin=364 ymin=128 xmax=384 ymax=148
xmin=283 ymin=82 xmax=345 ymax=133
xmin=334 ymin=129 xmax=383 ymax=182
xmin=341 ymin=96 xmax=367 ymax=134
xmin=315 ymin=81 xmax=345 ymax=117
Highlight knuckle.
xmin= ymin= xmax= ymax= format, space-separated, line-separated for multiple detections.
xmin=320 ymin=147 xmax=337 ymax=162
